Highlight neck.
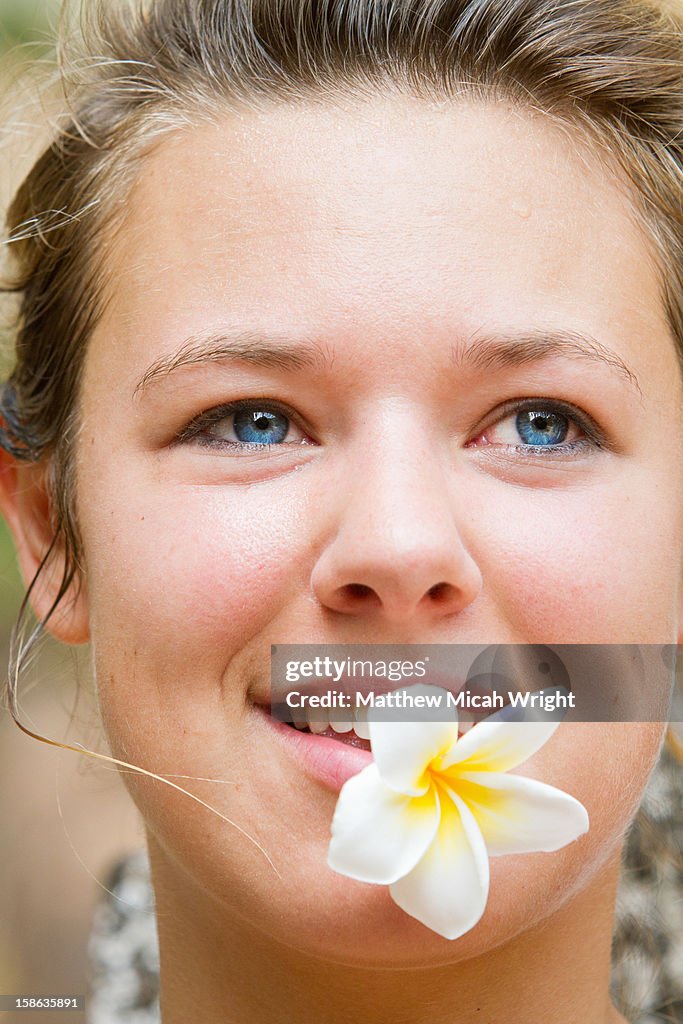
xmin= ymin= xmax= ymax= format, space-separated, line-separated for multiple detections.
xmin=149 ymin=840 xmax=627 ymax=1024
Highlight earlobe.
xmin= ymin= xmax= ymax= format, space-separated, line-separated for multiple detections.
xmin=0 ymin=448 xmax=90 ymax=645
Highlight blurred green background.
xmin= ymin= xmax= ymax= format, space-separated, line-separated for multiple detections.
xmin=0 ymin=5 xmax=142 ymax=1021
xmin=0 ymin=0 xmax=58 ymax=47
xmin=0 ymin=0 xmax=27 ymax=612
xmin=1 ymin=0 xmax=59 ymax=609
xmin=0 ymin=1 xmax=60 ymax=610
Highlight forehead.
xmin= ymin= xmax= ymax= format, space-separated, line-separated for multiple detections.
xmin=92 ymin=93 xmax=674 ymax=387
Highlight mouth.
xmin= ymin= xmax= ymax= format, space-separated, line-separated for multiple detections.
xmin=253 ymin=700 xmax=474 ymax=792
xmin=253 ymin=702 xmax=374 ymax=791
xmin=282 ymin=719 xmax=373 ymax=751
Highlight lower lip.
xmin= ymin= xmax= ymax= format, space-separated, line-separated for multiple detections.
xmin=255 ymin=705 xmax=373 ymax=791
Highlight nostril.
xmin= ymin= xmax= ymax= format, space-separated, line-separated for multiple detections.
xmin=335 ymin=582 xmax=382 ymax=611
xmin=427 ymin=582 xmax=453 ymax=603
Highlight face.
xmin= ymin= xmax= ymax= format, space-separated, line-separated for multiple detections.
xmin=69 ymin=94 xmax=682 ymax=963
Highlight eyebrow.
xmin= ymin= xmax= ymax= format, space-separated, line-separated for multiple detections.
xmin=132 ymin=326 xmax=641 ymax=399
xmin=133 ymin=331 xmax=333 ymax=399
xmin=451 ymin=329 xmax=641 ymax=394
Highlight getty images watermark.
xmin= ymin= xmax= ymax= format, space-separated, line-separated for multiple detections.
xmin=282 ymin=654 xmax=574 ymax=714
xmin=270 ymin=644 xmax=681 ymax=723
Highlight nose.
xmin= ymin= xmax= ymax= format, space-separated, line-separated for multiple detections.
xmin=310 ymin=442 xmax=483 ymax=625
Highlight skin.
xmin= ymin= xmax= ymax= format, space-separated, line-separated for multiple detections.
xmin=2 ymin=92 xmax=682 ymax=1023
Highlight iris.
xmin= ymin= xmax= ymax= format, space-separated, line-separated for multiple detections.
xmin=232 ymin=409 xmax=289 ymax=444
xmin=516 ymin=410 xmax=568 ymax=446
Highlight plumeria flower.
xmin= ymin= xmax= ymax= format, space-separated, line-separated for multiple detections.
xmin=328 ymin=685 xmax=589 ymax=940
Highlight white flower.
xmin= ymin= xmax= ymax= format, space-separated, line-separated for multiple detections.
xmin=327 ymin=685 xmax=589 ymax=940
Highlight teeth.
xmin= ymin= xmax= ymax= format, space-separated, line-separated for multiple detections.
xmin=330 ymin=719 xmax=353 ymax=733
xmin=353 ymin=706 xmax=371 ymax=741
xmin=289 ymin=705 xmax=371 ymax=742
xmin=305 ymin=706 xmax=329 ymax=734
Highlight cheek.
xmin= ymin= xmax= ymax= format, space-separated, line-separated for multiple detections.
xmin=80 ymin=470 xmax=317 ymax=767
xmin=85 ymin=475 xmax=312 ymax=655
xmin=474 ymin=474 xmax=682 ymax=643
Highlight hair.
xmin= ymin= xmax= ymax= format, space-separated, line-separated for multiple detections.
xmin=1 ymin=0 xmax=683 ymax=1013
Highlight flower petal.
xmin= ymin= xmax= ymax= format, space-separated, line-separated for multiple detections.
xmin=389 ymin=786 xmax=490 ymax=940
xmin=440 ymin=720 xmax=559 ymax=774
xmin=328 ymin=764 xmax=440 ymax=884
xmin=455 ymin=771 xmax=590 ymax=855
xmin=368 ymin=687 xmax=458 ymax=795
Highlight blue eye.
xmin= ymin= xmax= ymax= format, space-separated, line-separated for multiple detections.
xmin=232 ymin=409 xmax=290 ymax=444
xmin=176 ymin=400 xmax=309 ymax=450
xmin=514 ymin=410 xmax=569 ymax=446
xmin=469 ymin=399 xmax=603 ymax=456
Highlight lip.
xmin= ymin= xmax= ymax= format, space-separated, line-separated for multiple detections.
xmin=254 ymin=703 xmax=373 ymax=792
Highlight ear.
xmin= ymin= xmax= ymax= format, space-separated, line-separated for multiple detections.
xmin=0 ymin=447 xmax=89 ymax=645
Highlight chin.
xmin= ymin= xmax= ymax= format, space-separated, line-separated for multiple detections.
xmin=202 ymin=835 xmax=602 ymax=969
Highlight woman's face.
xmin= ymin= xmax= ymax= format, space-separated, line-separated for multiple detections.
xmin=71 ymin=94 xmax=682 ymax=963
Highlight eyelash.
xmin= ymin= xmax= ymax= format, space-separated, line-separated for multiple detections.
xmin=174 ymin=398 xmax=309 ymax=450
xmin=469 ymin=397 xmax=606 ymax=457
xmin=174 ymin=397 xmax=605 ymax=456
